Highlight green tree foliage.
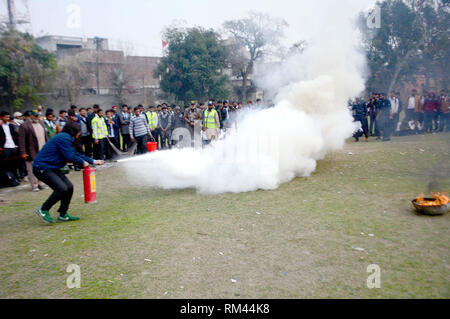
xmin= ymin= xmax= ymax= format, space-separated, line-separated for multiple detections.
xmin=0 ymin=30 xmax=57 ymax=111
xmin=361 ymin=0 xmax=449 ymax=93
xmin=156 ymin=27 xmax=229 ymax=104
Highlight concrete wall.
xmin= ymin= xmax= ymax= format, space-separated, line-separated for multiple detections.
xmin=36 ymin=36 xmax=109 ymax=52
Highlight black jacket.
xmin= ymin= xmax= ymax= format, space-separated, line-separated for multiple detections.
xmin=352 ymin=102 xmax=368 ymax=119
xmin=367 ymin=98 xmax=378 ymax=117
xmin=220 ymin=108 xmax=229 ymax=122
xmin=377 ymin=99 xmax=391 ymax=120
xmin=86 ymin=113 xmax=96 ymax=134
xmin=0 ymin=123 xmax=19 ymax=149
xmin=171 ymin=112 xmax=185 ymax=129
xmin=118 ymin=112 xmax=131 ymax=135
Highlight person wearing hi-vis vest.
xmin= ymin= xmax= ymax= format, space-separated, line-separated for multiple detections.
xmin=145 ymin=105 xmax=160 ymax=148
xmin=203 ymin=101 xmax=220 ymax=144
xmin=91 ymin=109 xmax=108 ymax=160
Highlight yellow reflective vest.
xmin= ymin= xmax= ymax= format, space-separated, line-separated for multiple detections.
xmin=204 ymin=109 xmax=218 ymax=129
xmin=145 ymin=112 xmax=158 ymax=130
xmin=91 ymin=115 xmax=107 ymax=139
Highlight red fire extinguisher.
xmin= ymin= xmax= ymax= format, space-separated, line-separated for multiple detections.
xmin=83 ymin=166 xmax=97 ymax=204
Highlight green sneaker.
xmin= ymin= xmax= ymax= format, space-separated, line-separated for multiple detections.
xmin=57 ymin=214 xmax=80 ymax=222
xmin=35 ymin=209 xmax=54 ymax=224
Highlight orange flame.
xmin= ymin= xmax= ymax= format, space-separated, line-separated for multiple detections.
xmin=415 ymin=192 xmax=449 ymax=207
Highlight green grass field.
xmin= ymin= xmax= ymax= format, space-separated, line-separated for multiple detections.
xmin=0 ymin=133 xmax=449 ymax=299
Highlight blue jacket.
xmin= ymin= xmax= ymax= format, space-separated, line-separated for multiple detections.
xmin=107 ymin=116 xmax=120 ymax=138
xmin=33 ymin=132 xmax=94 ymax=170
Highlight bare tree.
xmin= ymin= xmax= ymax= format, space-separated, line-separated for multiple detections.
xmin=287 ymin=40 xmax=308 ymax=57
xmin=106 ymin=42 xmax=138 ymax=106
xmin=112 ymin=40 xmax=136 ymax=57
xmin=54 ymin=53 xmax=90 ymax=105
xmin=223 ymin=12 xmax=288 ymax=102
xmin=109 ymin=64 xmax=132 ymax=106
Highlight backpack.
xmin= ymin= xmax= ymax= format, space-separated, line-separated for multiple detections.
xmin=143 ymin=112 xmax=149 ymax=124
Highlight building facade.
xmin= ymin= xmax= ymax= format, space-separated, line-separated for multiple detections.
xmin=36 ymin=35 xmax=166 ymax=110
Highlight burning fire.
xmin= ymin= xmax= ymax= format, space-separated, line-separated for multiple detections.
xmin=414 ymin=193 xmax=450 ymax=207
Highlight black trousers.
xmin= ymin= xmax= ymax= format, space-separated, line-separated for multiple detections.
xmin=423 ymin=111 xmax=434 ymax=133
xmin=440 ymin=113 xmax=450 ymax=132
xmin=33 ymin=168 xmax=73 ymax=216
xmin=121 ymin=134 xmax=131 ymax=151
xmin=81 ymin=135 xmax=93 ymax=158
xmin=354 ymin=117 xmax=369 ymax=139
xmin=160 ymin=130 xmax=171 ymax=149
xmin=434 ymin=111 xmax=441 ymax=131
xmin=111 ymin=136 xmax=120 ymax=149
xmin=93 ymin=139 xmax=106 ymax=160
xmin=374 ymin=118 xmax=382 ymax=138
xmin=405 ymin=109 xmax=415 ymax=122
xmin=18 ymin=159 xmax=27 ymax=179
xmin=105 ymin=137 xmax=118 ymax=160
xmin=135 ymin=135 xmax=148 ymax=155
xmin=151 ymin=129 xmax=161 ymax=148
xmin=415 ymin=112 xmax=424 ymax=127
xmin=392 ymin=114 xmax=400 ymax=136
xmin=369 ymin=115 xmax=377 ymax=136
xmin=0 ymin=147 xmax=20 ymax=178
xmin=378 ymin=116 xmax=391 ymax=140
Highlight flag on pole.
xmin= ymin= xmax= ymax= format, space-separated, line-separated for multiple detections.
xmin=162 ymin=40 xmax=168 ymax=49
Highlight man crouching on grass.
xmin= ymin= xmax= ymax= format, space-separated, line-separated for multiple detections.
xmin=32 ymin=122 xmax=104 ymax=224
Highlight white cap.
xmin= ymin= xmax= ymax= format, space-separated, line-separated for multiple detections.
xmin=13 ymin=112 xmax=23 ymax=117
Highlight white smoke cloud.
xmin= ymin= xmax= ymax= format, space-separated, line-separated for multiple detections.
xmin=122 ymin=0 xmax=372 ymax=194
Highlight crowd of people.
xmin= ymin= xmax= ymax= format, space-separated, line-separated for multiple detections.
xmin=351 ymin=89 xmax=449 ymax=142
xmin=0 ymin=99 xmax=273 ymax=189
xmin=1 ymin=89 xmax=448 ymax=190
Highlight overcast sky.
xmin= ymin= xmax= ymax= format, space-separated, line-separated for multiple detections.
xmin=1 ymin=0 xmax=374 ymax=57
